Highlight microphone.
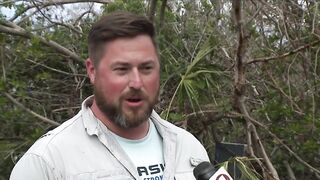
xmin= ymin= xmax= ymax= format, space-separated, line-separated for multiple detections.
xmin=193 ymin=161 xmax=233 ymax=180
xmin=193 ymin=162 xmax=216 ymax=180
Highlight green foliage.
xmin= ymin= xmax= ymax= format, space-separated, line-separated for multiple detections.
xmin=218 ymin=157 xmax=261 ymax=180
xmin=102 ymin=0 xmax=146 ymax=14
xmin=258 ymin=99 xmax=294 ymax=120
xmin=15 ymin=4 xmax=26 ymax=15
xmin=0 ymin=0 xmax=14 ymax=8
xmin=166 ymin=112 xmax=184 ymax=122
xmin=165 ymin=41 xmax=218 ymax=118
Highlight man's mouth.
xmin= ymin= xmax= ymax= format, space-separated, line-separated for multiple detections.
xmin=124 ymin=97 xmax=145 ymax=107
xmin=126 ymin=98 xmax=142 ymax=103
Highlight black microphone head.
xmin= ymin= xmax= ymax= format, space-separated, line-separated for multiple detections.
xmin=193 ymin=161 xmax=215 ymax=180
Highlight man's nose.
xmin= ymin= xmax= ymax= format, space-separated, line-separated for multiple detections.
xmin=128 ymin=68 xmax=143 ymax=89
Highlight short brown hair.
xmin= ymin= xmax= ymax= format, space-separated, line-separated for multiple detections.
xmin=88 ymin=11 xmax=156 ymax=67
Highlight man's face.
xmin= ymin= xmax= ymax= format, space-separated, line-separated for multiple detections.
xmin=87 ymin=35 xmax=160 ymax=128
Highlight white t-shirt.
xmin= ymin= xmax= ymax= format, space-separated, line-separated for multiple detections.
xmin=112 ymin=120 xmax=164 ymax=180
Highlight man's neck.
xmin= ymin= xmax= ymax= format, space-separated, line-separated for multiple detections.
xmin=90 ymin=99 xmax=150 ymax=140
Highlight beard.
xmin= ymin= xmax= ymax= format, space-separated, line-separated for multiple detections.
xmin=94 ymin=87 xmax=158 ymax=128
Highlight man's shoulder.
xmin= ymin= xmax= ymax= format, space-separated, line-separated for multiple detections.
xmin=166 ymin=120 xmax=201 ymax=144
xmin=151 ymin=111 xmax=210 ymax=168
xmin=26 ymin=111 xmax=84 ymax=156
xmin=151 ymin=111 xmax=201 ymax=143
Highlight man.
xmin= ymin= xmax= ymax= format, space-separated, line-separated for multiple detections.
xmin=10 ymin=12 xmax=209 ymax=180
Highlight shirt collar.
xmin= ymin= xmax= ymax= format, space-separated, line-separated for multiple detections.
xmin=81 ymin=95 xmax=100 ymax=136
xmin=80 ymin=95 xmax=178 ymax=179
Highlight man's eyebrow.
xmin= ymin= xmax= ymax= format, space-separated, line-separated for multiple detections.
xmin=140 ymin=60 xmax=156 ymax=66
xmin=110 ymin=62 xmax=131 ymax=67
xmin=110 ymin=60 xmax=157 ymax=68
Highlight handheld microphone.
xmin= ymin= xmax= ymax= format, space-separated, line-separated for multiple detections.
xmin=193 ymin=161 xmax=216 ymax=180
xmin=193 ymin=161 xmax=233 ymax=180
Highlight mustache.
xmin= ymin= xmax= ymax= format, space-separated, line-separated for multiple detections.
xmin=122 ymin=89 xmax=148 ymax=99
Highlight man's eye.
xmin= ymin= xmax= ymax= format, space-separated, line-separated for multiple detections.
xmin=141 ymin=66 xmax=153 ymax=72
xmin=114 ymin=67 xmax=129 ymax=74
xmin=115 ymin=67 xmax=128 ymax=71
xmin=144 ymin=66 xmax=153 ymax=70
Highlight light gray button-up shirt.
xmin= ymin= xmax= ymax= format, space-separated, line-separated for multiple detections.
xmin=10 ymin=96 xmax=209 ymax=180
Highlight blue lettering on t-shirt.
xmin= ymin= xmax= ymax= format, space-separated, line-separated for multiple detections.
xmin=138 ymin=163 xmax=164 ymax=180
xmin=137 ymin=164 xmax=165 ymax=176
xmin=144 ymin=175 xmax=163 ymax=180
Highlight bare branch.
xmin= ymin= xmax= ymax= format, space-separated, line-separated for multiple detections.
xmin=0 ymin=20 xmax=83 ymax=63
xmin=16 ymin=10 xmax=39 ymax=25
xmin=246 ymin=40 xmax=320 ymax=64
xmin=232 ymin=0 xmax=280 ymax=179
xmin=1 ymin=44 xmax=6 ymax=82
xmin=240 ymin=99 xmax=280 ymax=179
xmin=52 ymin=106 xmax=80 ymax=113
xmin=74 ymin=9 xmax=98 ymax=26
xmin=10 ymin=0 xmax=112 ymax=21
xmin=25 ymin=58 xmax=86 ymax=77
xmin=265 ymin=70 xmax=305 ymax=115
xmin=0 ymin=22 xmax=27 ymax=37
xmin=231 ymin=111 xmax=320 ymax=175
xmin=256 ymin=118 xmax=320 ymax=175
xmin=245 ymin=3 xmax=263 ymax=27
xmin=31 ymin=0 xmax=83 ymax=34
xmin=3 ymin=92 xmax=60 ymax=126
xmin=284 ymin=161 xmax=297 ymax=180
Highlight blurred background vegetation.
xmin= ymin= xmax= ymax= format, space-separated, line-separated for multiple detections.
xmin=0 ymin=0 xmax=319 ymax=179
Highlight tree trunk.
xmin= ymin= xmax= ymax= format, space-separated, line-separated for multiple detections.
xmin=232 ymin=0 xmax=280 ymax=179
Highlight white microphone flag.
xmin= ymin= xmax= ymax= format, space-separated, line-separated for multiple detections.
xmin=210 ymin=167 xmax=233 ymax=180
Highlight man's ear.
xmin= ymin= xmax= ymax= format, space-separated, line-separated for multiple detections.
xmin=85 ymin=58 xmax=95 ymax=84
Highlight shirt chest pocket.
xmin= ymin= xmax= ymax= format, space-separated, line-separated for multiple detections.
xmin=69 ymin=170 xmax=133 ymax=180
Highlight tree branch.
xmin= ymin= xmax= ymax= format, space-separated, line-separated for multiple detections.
xmin=232 ymin=0 xmax=280 ymax=179
xmin=284 ymin=161 xmax=297 ymax=180
xmin=74 ymin=9 xmax=98 ymax=26
xmin=231 ymin=111 xmax=320 ymax=175
xmin=10 ymin=0 xmax=112 ymax=21
xmin=25 ymin=58 xmax=86 ymax=77
xmin=265 ymin=70 xmax=305 ymax=115
xmin=3 ymin=92 xmax=60 ymax=126
xmin=246 ymin=40 xmax=320 ymax=64
xmin=0 ymin=21 xmax=83 ymax=63
xmin=240 ymin=99 xmax=280 ymax=179
xmin=31 ymin=0 xmax=83 ymax=35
